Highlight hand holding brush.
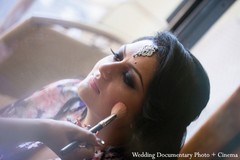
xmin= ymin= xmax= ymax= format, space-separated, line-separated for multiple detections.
xmin=60 ymin=102 xmax=127 ymax=155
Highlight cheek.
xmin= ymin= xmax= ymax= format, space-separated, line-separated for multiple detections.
xmin=104 ymin=86 xmax=143 ymax=118
xmin=126 ymin=97 xmax=143 ymax=118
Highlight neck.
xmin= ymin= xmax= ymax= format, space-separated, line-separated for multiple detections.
xmin=98 ymin=121 xmax=131 ymax=147
xmin=82 ymin=108 xmax=131 ymax=147
xmin=81 ymin=108 xmax=102 ymax=127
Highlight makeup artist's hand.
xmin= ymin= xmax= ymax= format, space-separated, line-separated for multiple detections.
xmin=61 ymin=144 xmax=96 ymax=160
xmin=39 ymin=119 xmax=100 ymax=159
xmin=0 ymin=118 xmax=100 ymax=159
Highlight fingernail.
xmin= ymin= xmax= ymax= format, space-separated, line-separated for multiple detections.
xmin=97 ymin=138 xmax=105 ymax=146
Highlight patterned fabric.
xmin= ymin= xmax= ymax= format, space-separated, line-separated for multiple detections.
xmin=0 ymin=79 xmax=126 ymax=160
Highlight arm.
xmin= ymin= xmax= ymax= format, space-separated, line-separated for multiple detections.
xmin=0 ymin=118 xmax=43 ymax=144
xmin=0 ymin=118 xmax=100 ymax=159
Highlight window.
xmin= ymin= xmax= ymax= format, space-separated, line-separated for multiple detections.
xmin=186 ymin=0 xmax=240 ymax=141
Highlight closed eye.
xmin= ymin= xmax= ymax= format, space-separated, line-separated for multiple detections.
xmin=123 ymin=71 xmax=135 ymax=89
xmin=110 ymin=49 xmax=135 ymax=89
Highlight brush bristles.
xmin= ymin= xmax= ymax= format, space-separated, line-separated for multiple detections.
xmin=111 ymin=102 xmax=127 ymax=119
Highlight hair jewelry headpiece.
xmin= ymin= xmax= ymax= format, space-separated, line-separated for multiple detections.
xmin=134 ymin=45 xmax=158 ymax=58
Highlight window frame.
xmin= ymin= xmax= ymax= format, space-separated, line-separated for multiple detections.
xmin=167 ymin=0 xmax=236 ymax=49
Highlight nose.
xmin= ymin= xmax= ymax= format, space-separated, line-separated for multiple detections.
xmin=99 ymin=62 xmax=125 ymax=80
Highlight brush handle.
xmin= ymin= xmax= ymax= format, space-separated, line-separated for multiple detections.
xmin=60 ymin=114 xmax=116 ymax=155
xmin=89 ymin=124 xmax=103 ymax=133
xmin=60 ymin=123 xmax=102 ymax=155
xmin=60 ymin=140 xmax=79 ymax=155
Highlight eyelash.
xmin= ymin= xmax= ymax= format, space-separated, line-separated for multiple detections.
xmin=110 ymin=48 xmax=122 ymax=61
xmin=123 ymin=71 xmax=135 ymax=89
xmin=110 ymin=48 xmax=135 ymax=89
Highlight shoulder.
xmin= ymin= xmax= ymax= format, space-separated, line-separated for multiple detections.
xmin=42 ymin=79 xmax=81 ymax=90
xmin=28 ymin=79 xmax=81 ymax=102
xmin=0 ymin=79 xmax=82 ymax=118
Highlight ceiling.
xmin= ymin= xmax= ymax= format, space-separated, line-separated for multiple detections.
xmin=0 ymin=0 xmax=182 ymax=42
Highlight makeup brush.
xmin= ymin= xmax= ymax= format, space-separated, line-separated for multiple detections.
xmin=60 ymin=102 xmax=127 ymax=155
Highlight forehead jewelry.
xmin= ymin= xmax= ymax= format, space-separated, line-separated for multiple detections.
xmin=133 ymin=45 xmax=158 ymax=58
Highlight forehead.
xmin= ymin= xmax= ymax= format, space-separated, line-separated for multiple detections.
xmin=125 ymin=40 xmax=158 ymax=91
xmin=125 ymin=40 xmax=154 ymax=53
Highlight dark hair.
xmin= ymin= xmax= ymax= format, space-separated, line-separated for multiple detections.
xmin=127 ymin=32 xmax=210 ymax=158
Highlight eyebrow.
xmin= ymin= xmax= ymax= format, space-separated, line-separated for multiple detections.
xmin=123 ymin=45 xmax=144 ymax=91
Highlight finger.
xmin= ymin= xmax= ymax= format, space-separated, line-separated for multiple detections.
xmin=63 ymin=144 xmax=95 ymax=160
xmin=76 ymin=144 xmax=95 ymax=159
xmin=77 ymin=129 xmax=102 ymax=147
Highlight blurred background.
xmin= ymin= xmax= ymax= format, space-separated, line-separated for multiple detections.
xmin=0 ymin=0 xmax=240 ymax=148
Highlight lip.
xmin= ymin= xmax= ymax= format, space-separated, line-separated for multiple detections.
xmin=89 ymin=76 xmax=100 ymax=94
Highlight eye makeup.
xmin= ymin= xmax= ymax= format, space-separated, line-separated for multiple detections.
xmin=110 ymin=48 xmax=136 ymax=89
xmin=110 ymin=46 xmax=143 ymax=91
xmin=111 ymin=48 xmax=123 ymax=61
xmin=123 ymin=70 xmax=135 ymax=89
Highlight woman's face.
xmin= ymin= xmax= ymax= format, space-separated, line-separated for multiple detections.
xmin=78 ymin=40 xmax=157 ymax=122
